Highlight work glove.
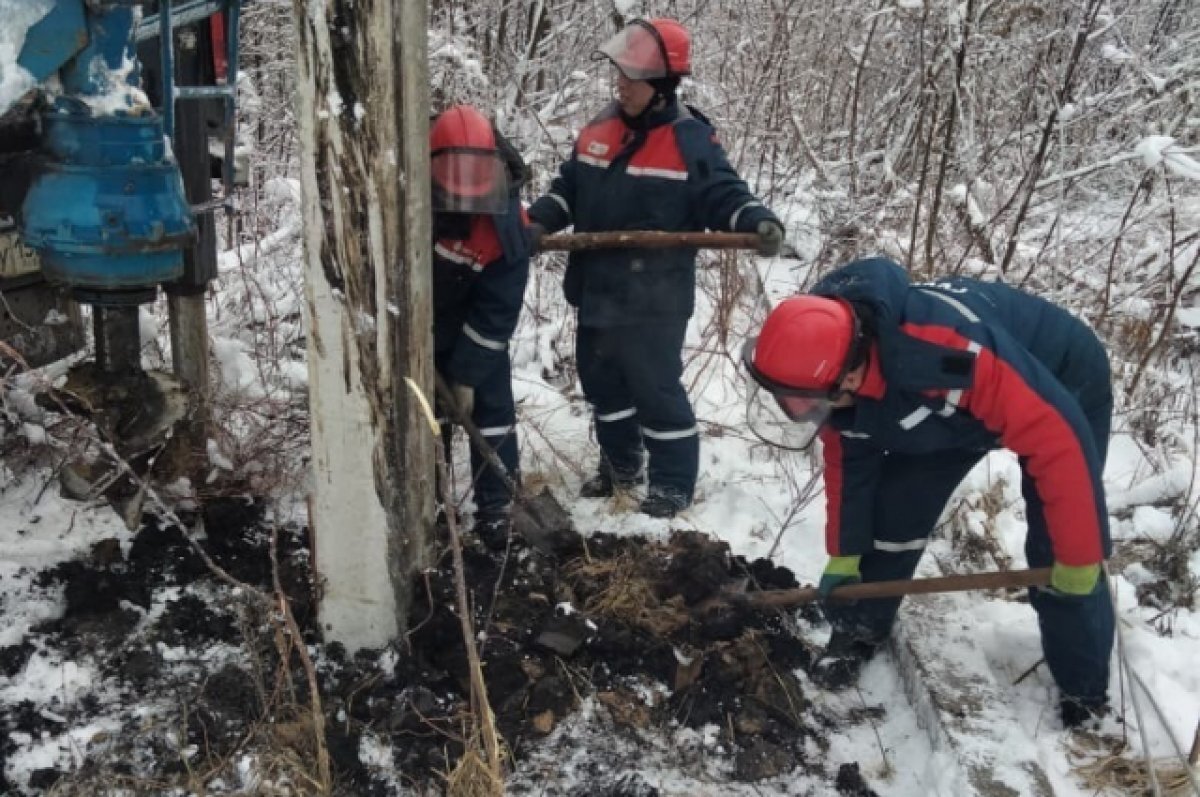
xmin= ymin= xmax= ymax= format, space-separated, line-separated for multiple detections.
xmin=451 ymin=382 xmax=475 ymax=420
xmin=755 ymin=219 xmax=785 ymax=257
xmin=817 ymin=555 xmax=862 ymax=602
xmin=527 ymin=222 xmax=546 ymax=253
xmin=1049 ymin=562 xmax=1101 ymax=597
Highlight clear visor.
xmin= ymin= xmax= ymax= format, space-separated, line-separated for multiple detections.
xmin=774 ymin=393 xmax=834 ymax=424
xmin=430 ymin=149 xmax=510 ymax=214
xmin=593 ymin=25 xmax=668 ymax=80
xmin=745 ymin=386 xmax=827 ymax=451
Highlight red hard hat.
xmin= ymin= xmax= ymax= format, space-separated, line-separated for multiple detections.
xmin=751 ymin=296 xmax=857 ymax=391
xmin=430 ymin=105 xmax=509 ymax=213
xmin=648 ymin=19 xmax=691 ymax=76
xmin=430 ymin=104 xmax=495 ymax=155
xmin=594 ymin=18 xmax=691 ymax=80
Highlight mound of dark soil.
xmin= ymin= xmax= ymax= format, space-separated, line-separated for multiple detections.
xmin=325 ymin=527 xmax=828 ymax=791
xmin=0 ymin=503 xmax=857 ymax=795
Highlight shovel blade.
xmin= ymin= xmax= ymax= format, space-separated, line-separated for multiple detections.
xmin=513 ymin=487 xmax=581 ymax=558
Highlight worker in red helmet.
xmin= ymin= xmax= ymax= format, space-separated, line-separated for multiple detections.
xmin=743 ymin=257 xmax=1115 ymax=728
xmin=429 ymin=105 xmax=532 ymax=545
xmin=527 ymin=18 xmax=786 ymax=519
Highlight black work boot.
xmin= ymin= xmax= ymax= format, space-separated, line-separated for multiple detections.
xmin=1060 ymin=695 xmax=1109 ymax=729
xmin=810 ymin=631 xmax=881 ymax=690
xmin=579 ymin=467 xmax=641 ymax=499
xmin=638 ymin=487 xmax=689 ymax=519
xmin=472 ymin=506 xmax=513 ymax=550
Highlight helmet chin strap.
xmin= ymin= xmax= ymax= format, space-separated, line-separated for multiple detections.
xmin=619 ymin=79 xmax=677 ymax=127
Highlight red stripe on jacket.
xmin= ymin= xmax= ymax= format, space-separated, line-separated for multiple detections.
xmin=902 ymin=322 xmax=1105 ymax=565
xmin=436 ymin=216 xmax=505 ymax=270
xmin=628 ymin=127 xmax=688 ymax=175
xmin=575 ymin=118 xmax=689 ymax=174
xmin=819 ymin=426 xmax=846 ymax=555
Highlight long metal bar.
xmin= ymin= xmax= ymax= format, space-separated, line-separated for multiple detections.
xmin=93 ymin=306 xmax=142 ymax=375
xmin=717 ymin=567 xmax=1055 ymax=611
xmin=159 ymin=0 xmax=175 ymax=143
xmin=176 ymin=85 xmax=234 ymax=100
xmin=222 ymin=1 xmax=241 ymax=204
xmin=539 ymin=230 xmax=760 ymax=252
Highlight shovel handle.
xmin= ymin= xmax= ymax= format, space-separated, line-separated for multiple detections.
xmin=539 ymin=231 xmax=760 ymax=252
xmin=433 ymin=372 xmax=520 ymax=495
xmin=730 ymin=567 xmax=1054 ymax=610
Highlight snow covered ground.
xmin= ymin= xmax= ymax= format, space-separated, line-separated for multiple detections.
xmin=3 ymin=2 xmax=1199 ymax=786
xmin=5 ymin=255 xmax=1199 ymax=794
xmin=0 ymin=151 xmax=1196 ymax=797
xmin=504 ymin=274 xmax=1200 ymax=795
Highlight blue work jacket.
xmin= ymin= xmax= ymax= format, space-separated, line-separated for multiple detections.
xmin=529 ymin=100 xmax=779 ymax=326
xmin=815 ymin=258 xmax=1111 ymax=567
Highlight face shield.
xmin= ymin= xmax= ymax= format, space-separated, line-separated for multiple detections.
xmin=430 ymin=148 xmax=511 ymax=215
xmin=741 ymin=338 xmax=842 ymax=450
xmin=593 ymin=21 xmax=669 ymax=80
xmin=745 ymin=385 xmax=829 ymax=450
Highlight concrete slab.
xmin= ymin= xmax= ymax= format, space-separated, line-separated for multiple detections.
xmin=890 ymin=591 xmax=1055 ymax=797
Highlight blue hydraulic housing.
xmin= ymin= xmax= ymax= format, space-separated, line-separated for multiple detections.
xmin=21 ymin=115 xmax=194 ymax=292
xmin=16 ymin=1 xmax=195 ymax=299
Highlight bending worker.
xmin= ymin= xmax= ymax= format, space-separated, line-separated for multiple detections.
xmin=429 ymin=105 xmax=531 ymax=542
xmin=742 ymin=256 xmax=1114 ymax=727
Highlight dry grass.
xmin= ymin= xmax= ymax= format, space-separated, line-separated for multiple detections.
xmin=1070 ymin=734 xmax=1199 ymax=796
xmin=564 ymin=552 xmax=690 ymax=636
xmin=444 ymin=748 xmax=504 ymax=797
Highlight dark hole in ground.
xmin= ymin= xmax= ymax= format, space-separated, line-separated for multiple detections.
xmin=2 ymin=500 xmax=877 ymax=795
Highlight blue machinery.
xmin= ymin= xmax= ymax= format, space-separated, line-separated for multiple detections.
xmin=6 ymin=0 xmax=241 ymax=376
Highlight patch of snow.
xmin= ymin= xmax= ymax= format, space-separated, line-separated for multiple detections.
xmin=80 ymin=49 xmax=151 ymax=114
xmin=211 ymin=335 xmax=260 ymax=394
xmin=206 ymin=439 xmax=234 ymax=471
xmin=326 ymin=86 xmax=342 ymax=119
xmin=0 ymin=0 xmax=52 ymax=114
xmin=1135 ymin=136 xmax=1200 ymax=180
xmin=1177 ymin=307 xmax=1200 ymax=328
xmin=1137 ymin=135 xmax=1177 ymax=168
xmin=359 ymin=732 xmax=395 ymax=768
xmin=1108 ymin=461 xmax=1191 ymax=512
xmin=1121 ymin=562 xmax=1155 ymax=587
xmin=1100 ymin=43 xmax=1133 ymax=63
xmin=1131 ymin=505 xmax=1177 ymax=542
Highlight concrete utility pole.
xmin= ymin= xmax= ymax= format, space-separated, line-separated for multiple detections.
xmin=293 ymin=0 xmax=435 ymax=650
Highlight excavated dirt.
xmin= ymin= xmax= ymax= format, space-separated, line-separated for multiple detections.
xmin=0 ymin=500 xmax=870 ymax=795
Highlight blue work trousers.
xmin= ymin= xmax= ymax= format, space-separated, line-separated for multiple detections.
xmin=826 ymin=391 xmax=1115 ymax=703
xmin=435 ymin=353 xmax=519 ymax=513
xmin=576 ymin=321 xmax=699 ymax=503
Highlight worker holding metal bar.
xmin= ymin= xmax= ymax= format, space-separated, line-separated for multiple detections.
xmin=429 ymin=105 xmax=532 ymax=543
xmin=742 ymin=256 xmax=1115 ymax=728
xmin=527 ymin=18 xmax=786 ymax=518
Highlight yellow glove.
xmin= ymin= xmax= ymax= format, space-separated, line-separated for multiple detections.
xmin=818 ymin=555 xmax=862 ymax=601
xmin=1050 ymin=562 xmax=1101 ymax=596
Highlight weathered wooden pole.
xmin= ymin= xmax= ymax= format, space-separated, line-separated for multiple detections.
xmin=294 ymin=0 xmax=435 ymax=650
